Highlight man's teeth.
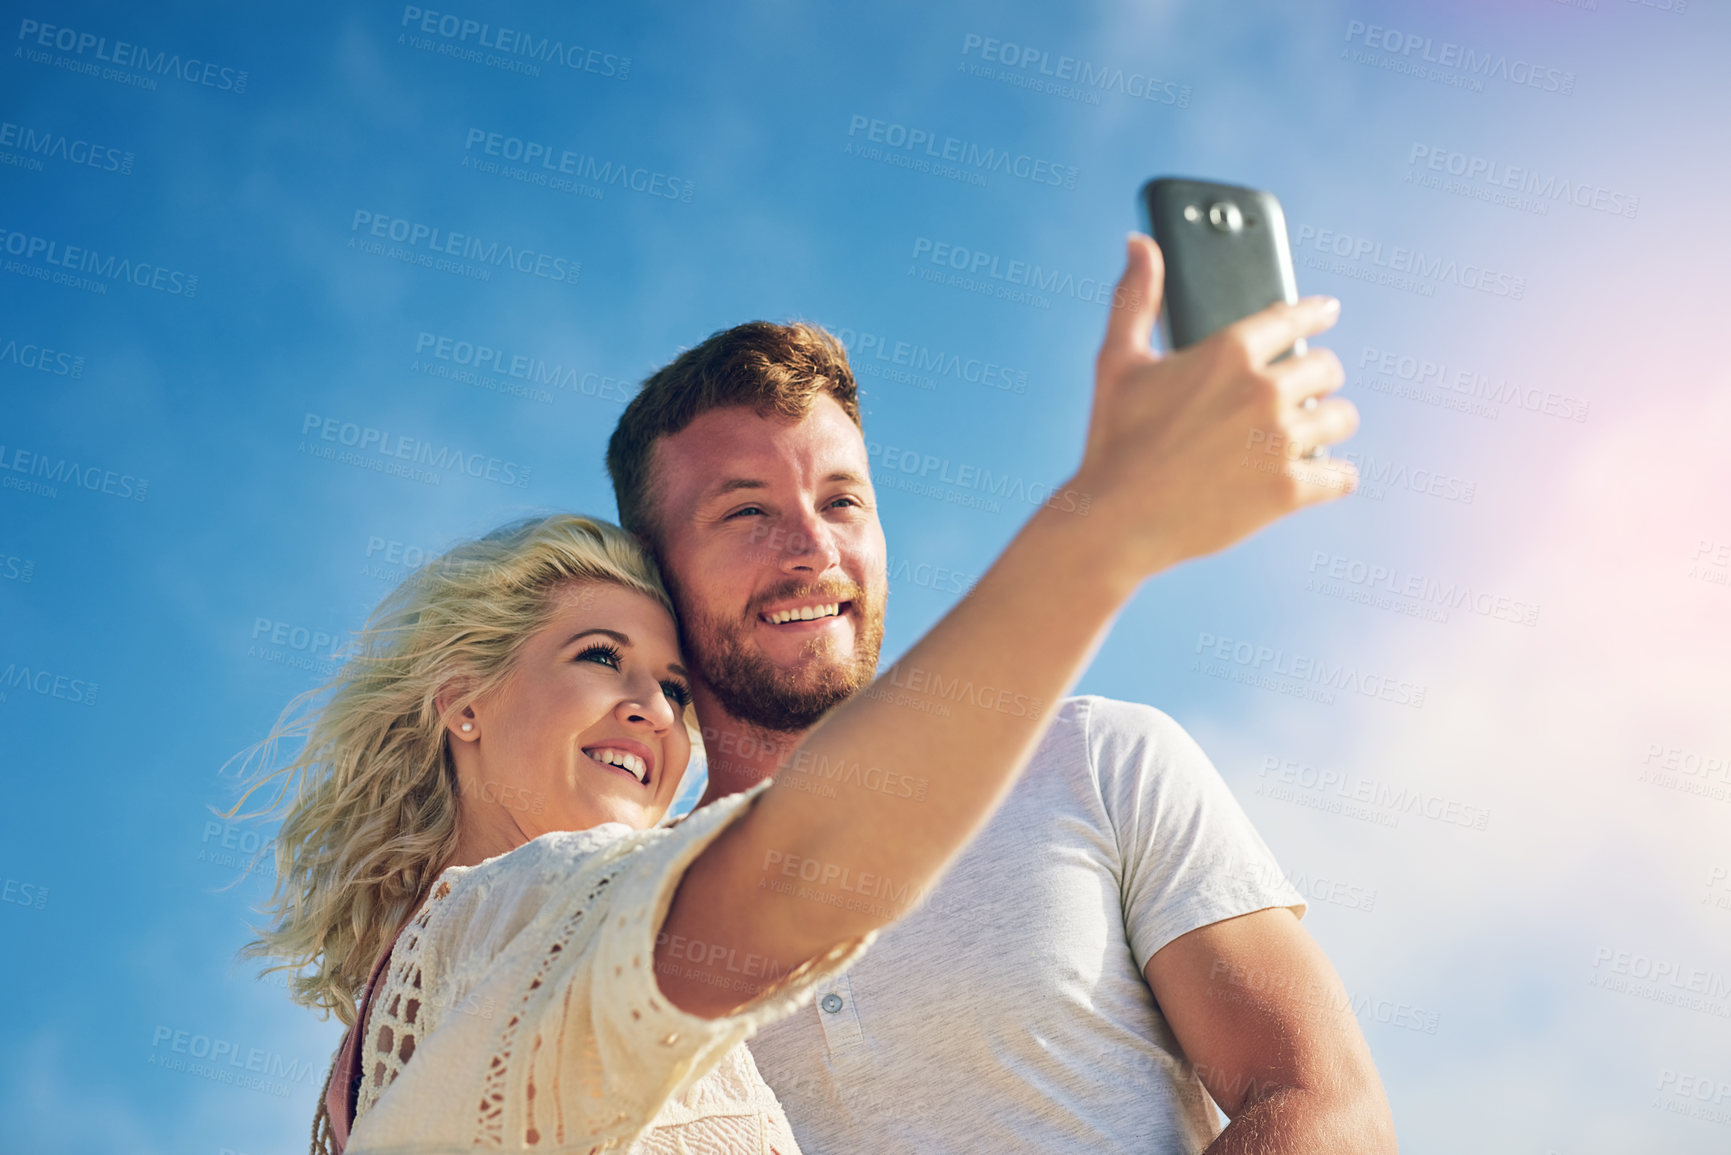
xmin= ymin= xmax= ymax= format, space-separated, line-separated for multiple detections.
xmin=765 ymin=603 xmax=841 ymax=625
xmin=590 ymin=748 xmax=648 ymax=783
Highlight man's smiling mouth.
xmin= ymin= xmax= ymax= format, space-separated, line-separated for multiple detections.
xmin=762 ymin=602 xmax=844 ymax=625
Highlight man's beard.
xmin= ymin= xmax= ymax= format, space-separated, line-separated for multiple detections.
xmin=670 ymin=576 xmax=886 ymax=733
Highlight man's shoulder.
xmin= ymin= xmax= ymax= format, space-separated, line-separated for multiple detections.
xmin=1039 ymin=694 xmax=1195 ymax=763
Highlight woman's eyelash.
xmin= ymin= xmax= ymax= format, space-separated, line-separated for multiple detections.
xmin=574 ymin=642 xmax=624 ymax=667
xmin=661 ymin=680 xmax=693 ymax=708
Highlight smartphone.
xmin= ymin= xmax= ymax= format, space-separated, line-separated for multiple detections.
xmin=1137 ymin=177 xmax=1303 ymax=360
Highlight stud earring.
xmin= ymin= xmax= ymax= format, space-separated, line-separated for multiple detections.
xmin=460 ymin=722 xmax=474 ymax=732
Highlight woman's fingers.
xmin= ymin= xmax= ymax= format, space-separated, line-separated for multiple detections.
xmin=1272 ymin=346 xmax=1347 ymax=408
xmin=1287 ymin=396 xmax=1361 ymax=460
xmin=1228 ymin=295 xmax=1342 ymax=367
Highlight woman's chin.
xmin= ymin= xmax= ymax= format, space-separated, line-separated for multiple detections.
xmin=585 ymin=795 xmax=667 ymax=831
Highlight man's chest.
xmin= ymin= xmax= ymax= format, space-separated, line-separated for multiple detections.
xmin=756 ymin=760 xmax=1147 ymax=1066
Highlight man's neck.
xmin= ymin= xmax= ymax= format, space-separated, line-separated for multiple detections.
xmin=691 ymin=687 xmax=812 ymax=808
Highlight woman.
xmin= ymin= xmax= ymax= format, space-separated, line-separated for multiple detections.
xmin=240 ymin=271 xmax=1354 ymax=1151
xmin=246 ymin=515 xmax=839 ymax=1152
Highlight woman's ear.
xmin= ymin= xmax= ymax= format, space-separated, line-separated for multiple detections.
xmin=436 ymin=683 xmax=481 ymax=743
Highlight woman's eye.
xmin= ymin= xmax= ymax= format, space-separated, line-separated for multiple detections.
xmin=574 ymin=643 xmax=624 ymax=669
xmin=661 ymin=681 xmax=693 ymax=708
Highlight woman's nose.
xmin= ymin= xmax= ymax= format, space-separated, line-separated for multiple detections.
xmin=616 ymin=677 xmax=677 ymax=729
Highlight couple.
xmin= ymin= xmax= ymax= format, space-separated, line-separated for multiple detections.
xmin=246 ymin=236 xmax=1396 ymax=1153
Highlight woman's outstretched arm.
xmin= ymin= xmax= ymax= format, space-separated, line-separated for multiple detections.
xmin=659 ymin=235 xmax=1358 ymax=1016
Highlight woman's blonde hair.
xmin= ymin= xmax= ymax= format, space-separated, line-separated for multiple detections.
xmin=230 ymin=513 xmax=681 ymax=1025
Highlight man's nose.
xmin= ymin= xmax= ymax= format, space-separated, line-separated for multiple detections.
xmin=777 ymin=514 xmax=841 ymax=574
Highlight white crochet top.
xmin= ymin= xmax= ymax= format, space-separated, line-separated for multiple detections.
xmin=345 ymin=780 xmax=872 ymax=1153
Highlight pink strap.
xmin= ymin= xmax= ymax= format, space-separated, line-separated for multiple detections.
xmin=325 ymin=931 xmax=405 ymax=1153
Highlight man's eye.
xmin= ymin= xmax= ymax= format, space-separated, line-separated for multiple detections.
xmin=727 ymin=506 xmax=766 ymax=519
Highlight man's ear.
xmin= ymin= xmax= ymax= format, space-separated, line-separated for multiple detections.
xmin=435 ymin=682 xmax=481 ymax=743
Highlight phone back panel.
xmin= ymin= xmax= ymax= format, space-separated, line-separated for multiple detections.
xmin=1139 ymin=177 xmax=1300 ymax=352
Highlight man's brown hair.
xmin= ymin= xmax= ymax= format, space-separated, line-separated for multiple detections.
xmin=607 ymin=320 xmax=862 ymax=546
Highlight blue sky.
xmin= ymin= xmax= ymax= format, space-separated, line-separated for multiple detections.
xmin=4 ymin=2 xmax=1730 ymax=1152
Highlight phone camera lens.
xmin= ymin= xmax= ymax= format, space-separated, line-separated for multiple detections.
xmin=1207 ymin=201 xmax=1243 ymax=233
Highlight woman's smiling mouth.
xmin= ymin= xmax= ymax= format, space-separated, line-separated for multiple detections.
xmin=583 ymin=744 xmax=653 ymax=786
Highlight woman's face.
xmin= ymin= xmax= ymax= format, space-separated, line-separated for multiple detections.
xmin=448 ymin=582 xmax=695 ymax=835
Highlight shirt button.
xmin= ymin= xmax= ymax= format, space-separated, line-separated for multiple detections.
xmin=820 ymin=993 xmax=843 ymax=1014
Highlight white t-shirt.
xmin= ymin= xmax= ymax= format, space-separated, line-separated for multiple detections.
xmin=346 ymin=779 xmax=872 ymax=1154
xmin=748 ymin=696 xmax=1306 ymax=1154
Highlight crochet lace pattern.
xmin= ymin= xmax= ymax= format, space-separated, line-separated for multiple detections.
xmin=312 ymin=782 xmax=871 ymax=1153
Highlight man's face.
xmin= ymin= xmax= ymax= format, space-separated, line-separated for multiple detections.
xmin=649 ymin=397 xmax=888 ymax=733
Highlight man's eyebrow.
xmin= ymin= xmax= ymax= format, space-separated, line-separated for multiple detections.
xmin=699 ymin=472 xmax=870 ymax=502
xmin=701 ymin=478 xmax=768 ymax=500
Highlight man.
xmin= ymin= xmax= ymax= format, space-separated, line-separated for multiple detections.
xmin=607 ymin=235 xmax=1397 ymax=1152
